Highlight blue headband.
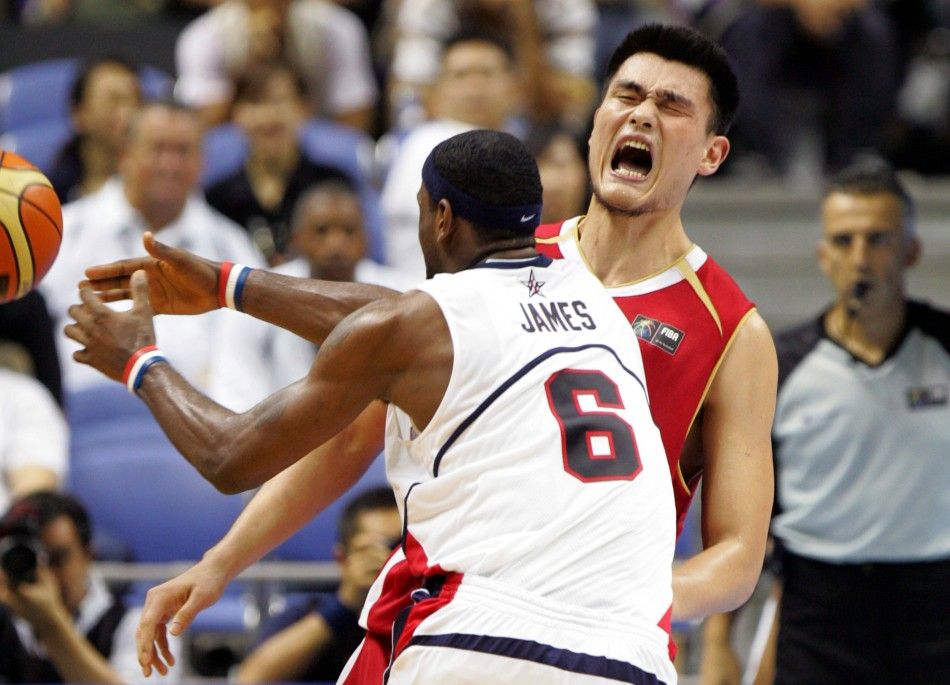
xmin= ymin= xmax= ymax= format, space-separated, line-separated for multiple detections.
xmin=421 ymin=152 xmax=542 ymax=235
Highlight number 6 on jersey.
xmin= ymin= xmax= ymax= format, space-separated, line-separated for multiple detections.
xmin=545 ymin=369 xmax=642 ymax=482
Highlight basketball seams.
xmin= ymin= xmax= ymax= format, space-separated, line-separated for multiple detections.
xmin=16 ymin=195 xmax=38 ymax=289
xmin=21 ymin=188 xmax=62 ymax=237
xmin=0 ymin=217 xmax=22 ymax=299
xmin=0 ymin=167 xmax=63 ymax=238
xmin=0 ymin=151 xmax=62 ymax=302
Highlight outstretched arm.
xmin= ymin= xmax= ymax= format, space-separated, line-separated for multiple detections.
xmin=66 ymin=271 xmax=409 ymax=493
xmin=82 ymin=232 xmax=400 ymax=344
xmin=135 ymin=401 xmax=386 ymax=677
xmin=672 ymin=312 xmax=777 ymax=620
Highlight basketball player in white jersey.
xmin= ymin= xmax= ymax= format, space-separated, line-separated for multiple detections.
xmin=66 ymin=130 xmax=677 ymax=684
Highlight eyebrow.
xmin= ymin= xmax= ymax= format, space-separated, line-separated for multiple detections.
xmin=612 ymin=79 xmax=695 ymax=110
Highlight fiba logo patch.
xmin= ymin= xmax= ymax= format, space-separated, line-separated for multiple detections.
xmin=632 ymin=315 xmax=684 ymax=355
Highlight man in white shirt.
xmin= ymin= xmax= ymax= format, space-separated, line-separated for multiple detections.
xmin=174 ymin=0 xmax=378 ymax=132
xmin=381 ymin=31 xmax=520 ymax=277
xmin=389 ymin=0 xmax=596 ymax=128
xmin=0 ymin=368 xmax=67 ymax=514
xmin=210 ymin=178 xmax=416 ymax=408
xmin=41 ymin=102 xmax=265 ymax=395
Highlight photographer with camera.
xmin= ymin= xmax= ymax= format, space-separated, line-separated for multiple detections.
xmin=236 ymin=487 xmax=401 ymax=684
xmin=0 ymin=491 xmax=183 ymax=683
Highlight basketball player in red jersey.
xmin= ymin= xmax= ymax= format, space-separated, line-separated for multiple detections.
xmin=82 ymin=24 xmax=775 ymax=679
xmin=536 ymin=24 xmax=777 ymax=621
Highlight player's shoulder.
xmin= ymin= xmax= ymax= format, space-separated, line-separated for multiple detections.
xmin=697 ymin=250 xmax=752 ymax=299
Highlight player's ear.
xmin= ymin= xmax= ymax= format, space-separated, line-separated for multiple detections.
xmin=904 ymin=236 xmax=921 ymax=267
xmin=697 ymin=135 xmax=729 ymax=176
xmin=436 ymin=199 xmax=457 ymax=243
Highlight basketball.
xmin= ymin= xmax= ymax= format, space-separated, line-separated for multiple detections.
xmin=0 ymin=151 xmax=63 ymax=303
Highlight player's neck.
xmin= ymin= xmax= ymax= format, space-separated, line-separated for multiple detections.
xmin=825 ymin=301 xmax=906 ymax=365
xmin=578 ymin=202 xmax=691 ymax=286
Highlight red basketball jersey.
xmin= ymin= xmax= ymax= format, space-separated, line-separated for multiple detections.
xmin=536 ymin=218 xmax=756 ymax=533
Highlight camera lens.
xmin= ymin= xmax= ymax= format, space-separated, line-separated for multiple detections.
xmin=0 ymin=535 xmax=40 ymax=585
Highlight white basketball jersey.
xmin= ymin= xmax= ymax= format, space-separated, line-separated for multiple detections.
xmin=382 ymin=255 xmax=675 ymax=633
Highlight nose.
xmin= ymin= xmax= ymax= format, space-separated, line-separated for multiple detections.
xmin=848 ymin=235 xmax=871 ymax=266
xmin=628 ymin=98 xmax=657 ymax=129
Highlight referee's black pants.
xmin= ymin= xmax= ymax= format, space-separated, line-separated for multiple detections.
xmin=775 ymin=551 xmax=950 ymax=684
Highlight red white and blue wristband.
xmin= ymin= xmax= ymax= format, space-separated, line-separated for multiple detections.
xmin=218 ymin=261 xmax=253 ymax=312
xmin=122 ymin=345 xmax=167 ymax=395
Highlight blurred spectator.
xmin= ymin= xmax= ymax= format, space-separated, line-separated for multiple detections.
xmin=209 ymin=179 xmax=416 ymax=407
xmin=236 ymin=487 xmax=401 ymax=683
xmin=701 ymin=159 xmax=950 ymax=684
xmin=46 ymin=56 xmax=142 ymax=204
xmin=9 ymin=0 xmax=163 ymax=24
xmin=887 ymin=23 xmax=950 ymax=175
xmin=592 ymin=1 xmax=677 ymax=85
xmin=0 ymin=369 xmax=66 ymax=515
xmin=524 ymin=122 xmax=590 ymax=224
xmin=205 ymin=61 xmax=354 ymax=264
xmin=717 ymin=0 xmax=902 ymax=179
xmin=40 ymin=101 xmax=264 ymax=394
xmin=0 ymin=491 xmax=184 ymax=682
xmin=388 ymin=0 xmax=597 ymax=129
xmin=174 ymin=0 xmax=378 ymax=132
xmin=0 ymin=292 xmax=62 ymax=407
xmin=380 ymin=30 xmax=519 ymax=276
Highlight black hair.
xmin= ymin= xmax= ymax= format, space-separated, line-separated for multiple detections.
xmin=429 ymin=129 xmax=543 ymax=240
xmin=524 ymin=121 xmax=588 ymax=165
xmin=232 ymin=60 xmax=309 ymax=105
xmin=823 ymin=157 xmax=916 ymax=237
xmin=290 ymin=177 xmax=361 ymax=232
xmin=337 ymin=486 xmax=397 ymax=547
xmin=1 ymin=491 xmax=93 ymax=550
xmin=441 ymin=29 xmax=515 ymax=65
xmin=69 ymin=56 xmax=140 ymax=110
xmin=604 ymin=23 xmax=739 ymax=135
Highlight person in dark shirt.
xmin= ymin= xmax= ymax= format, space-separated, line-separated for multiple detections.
xmin=204 ymin=61 xmax=353 ymax=264
xmin=0 ymin=291 xmax=62 ymax=407
xmin=0 ymin=491 xmax=184 ymax=682
xmin=236 ymin=487 xmax=401 ymax=683
xmin=46 ymin=57 xmax=142 ymax=205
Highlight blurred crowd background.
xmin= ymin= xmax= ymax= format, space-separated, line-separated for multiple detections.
xmin=0 ymin=0 xmax=948 ymax=682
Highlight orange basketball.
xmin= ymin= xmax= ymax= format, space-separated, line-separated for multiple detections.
xmin=0 ymin=151 xmax=63 ymax=303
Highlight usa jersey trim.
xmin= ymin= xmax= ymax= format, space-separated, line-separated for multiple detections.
xmin=473 ymin=255 xmax=554 ymax=270
xmin=432 ymin=343 xmax=647 ymax=477
xmin=408 ymin=633 xmax=669 ymax=685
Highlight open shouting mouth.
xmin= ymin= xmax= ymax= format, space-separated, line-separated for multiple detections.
xmin=611 ymin=138 xmax=653 ymax=180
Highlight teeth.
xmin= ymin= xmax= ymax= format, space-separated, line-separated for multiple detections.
xmin=622 ymin=140 xmax=650 ymax=152
xmin=614 ymin=167 xmax=646 ymax=180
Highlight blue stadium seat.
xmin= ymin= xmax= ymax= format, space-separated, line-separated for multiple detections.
xmin=270 ymin=453 xmax=388 ymax=562
xmin=68 ymin=425 xmax=246 ymax=563
xmin=0 ymin=118 xmax=72 ymax=173
xmin=66 ymin=383 xmax=153 ymax=429
xmin=68 ymin=415 xmax=254 ymax=635
xmin=201 ymin=119 xmax=387 ymax=264
xmin=0 ymin=58 xmax=173 ymax=132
